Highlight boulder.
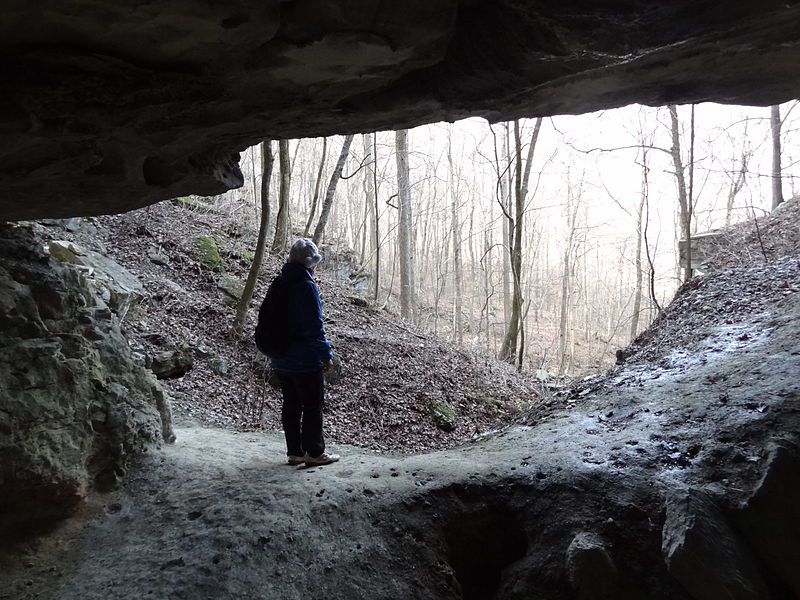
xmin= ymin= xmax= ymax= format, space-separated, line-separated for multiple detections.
xmin=428 ymin=396 xmax=457 ymax=432
xmin=41 ymin=218 xmax=83 ymax=232
xmin=348 ymin=295 xmax=369 ymax=308
xmin=565 ymin=532 xmax=621 ymax=600
xmin=48 ymin=240 xmax=144 ymax=315
xmin=324 ymin=354 xmax=343 ymax=385
xmin=195 ymin=235 xmax=222 ymax=270
xmin=150 ymin=348 xmax=194 ymax=379
xmin=150 ymin=277 xmax=187 ymax=301
xmin=0 ymin=225 xmax=173 ymax=537
xmin=318 ymin=245 xmax=371 ymax=294
xmin=217 ymin=274 xmax=244 ymax=305
xmin=734 ymin=440 xmax=800 ymax=596
xmin=147 ymin=246 xmax=170 ymax=266
xmin=209 ymin=356 xmax=228 ymax=376
xmin=662 ymin=487 xmax=770 ymax=600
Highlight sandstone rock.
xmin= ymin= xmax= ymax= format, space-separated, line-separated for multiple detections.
xmin=195 ymin=236 xmax=222 ymax=270
xmin=324 ymin=354 xmax=343 ymax=385
xmin=734 ymin=440 xmax=800 ymax=596
xmin=147 ymin=246 xmax=170 ymax=266
xmin=565 ymin=532 xmax=620 ymax=600
xmin=209 ymin=356 xmax=228 ymax=376
xmin=150 ymin=348 xmax=194 ymax=379
xmin=0 ymin=225 xmax=173 ymax=537
xmin=319 ymin=245 xmax=371 ymax=294
xmin=41 ymin=218 xmax=83 ymax=232
xmin=217 ymin=275 xmax=244 ymax=305
xmin=428 ymin=397 xmax=457 ymax=432
xmin=348 ymin=295 xmax=369 ymax=308
xmin=662 ymin=487 xmax=770 ymax=600
xmin=48 ymin=240 xmax=144 ymax=316
xmin=151 ymin=277 xmax=187 ymax=300
xmin=192 ymin=341 xmax=214 ymax=359
xmin=3 ymin=3 xmax=800 ymax=220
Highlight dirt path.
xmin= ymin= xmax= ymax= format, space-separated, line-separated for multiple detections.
xmin=3 ymin=262 xmax=799 ymax=599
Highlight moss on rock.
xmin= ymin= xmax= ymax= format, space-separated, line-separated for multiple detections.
xmin=195 ymin=235 xmax=222 ymax=270
xmin=429 ymin=398 xmax=457 ymax=432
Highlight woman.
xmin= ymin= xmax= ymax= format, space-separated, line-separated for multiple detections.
xmin=270 ymin=238 xmax=339 ymax=466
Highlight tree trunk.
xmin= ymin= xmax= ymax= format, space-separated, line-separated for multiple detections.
xmin=499 ymin=118 xmax=542 ymax=365
xmin=630 ymin=149 xmax=647 ymax=340
xmin=234 ymin=140 xmax=274 ymax=336
xmin=668 ymin=105 xmax=692 ymax=283
xmin=557 ymin=243 xmax=571 ymax=375
xmin=371 ymin=134 xmax=381 ymax=303
xmin=248 ymin=145 xmax=258 ymax=220
xmin=271 ymin=139 xmax=292 ymax=253
xmin=468 ymin=203 xmax=477 ymax=342
xmin=303 ymin=137 xmax=327 ymax=236
xmin=483 ymin=229 xmax=492 ymax=351
xmin=500 ymin=125 xmax=512 ymax=328
xmin=395 ymin=129 xmax=416 ymax=320
xmin=361 ymin=134 xmax=376 ymax=273
xmin=312 ymin=134 xmax=355 ymax=244
xmin=726 ymin=129 xmax=749 ymax=226
xmin=558 ymin=187 xmax=581 ymax=375
xmin=770 ymin=104 xmax=784 ymax=210
xmin=447 ymin=128 xmax=464 ymax=344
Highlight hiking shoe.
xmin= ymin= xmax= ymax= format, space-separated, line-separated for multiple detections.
xmin=304 ymin=452 xmax=340 ymax=466
xmin=287 ymin=454 xmax=307 ymax=465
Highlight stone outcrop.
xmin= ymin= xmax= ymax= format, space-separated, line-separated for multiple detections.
xmin=734 ymin=441 xmax=800 ymax=597
xmin=566 ymin=532 xmax=623 ymax=600
xmin=48 ymin=240 xmax=145 ymax=316
xmin=217 ymin=275 xmax=245 ymax=306
xmin=662 ymin=487 xmax=770 ymax=600
xmin=150 ymin=348 xmax=194 ymax=380
xmin=3 ymin=1 xmax=800 ymax=219
xmin=0 ymin=224 xmax=174 ymax=538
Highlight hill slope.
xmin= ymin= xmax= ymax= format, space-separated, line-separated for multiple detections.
xmin=43 ymin=202 xmax=540 ymax=454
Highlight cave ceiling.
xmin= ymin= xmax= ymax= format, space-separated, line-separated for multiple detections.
xmin=2 ymin=0 xmax=800 ymax=219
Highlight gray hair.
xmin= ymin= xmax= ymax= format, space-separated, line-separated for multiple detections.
xmin=288 ymin=238 xmax=322 ymax=269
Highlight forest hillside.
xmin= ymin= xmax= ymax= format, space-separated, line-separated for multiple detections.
xmin=40 ymin=201 xmax=541 ymax=454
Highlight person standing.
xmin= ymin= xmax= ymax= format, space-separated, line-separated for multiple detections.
xmin=271 ymin=238 xmax=339 ymax=466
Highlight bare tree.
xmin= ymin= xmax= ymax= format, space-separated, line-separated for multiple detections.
xmin=500 ymin=125 xmax=512 ymax=329
xmin=725 ymin=121 xmax=750 ymax=226
xmin=370 ymin=134 xmax=381 ymax=303
xmin=630 ymin=148 xmax=647 ymax=340
xmin=668 ymin=105 xmax=693 ymax=283
xmin=499 ymin=118 xmax=543 ymax=366
xmin=313 ymin=135 xmax=355 ymax=244
xmin=356 ymin=133 xmax=382 ymax=303
xmin=271 ymin=139 xmax=291 ymax=253
xmin=395 ymin=129 xmax=417 ymax=320
xmin=770 ymin=104 xmax=784 ymax=210
xmin=304 ymin=137 xmax=328 ymax=236
xmin=248 ymin=145 xmax=259 ymax=218
xmin=447 ymin=127 xmax=464 ymax=344
xmin=235 ymin=140 xmax=274 ymax=335
xmin=558 ymin=178 xmax=582 ymax=375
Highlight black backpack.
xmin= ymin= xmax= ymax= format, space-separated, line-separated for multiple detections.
xmin=255 ymin=275 xmax=293 ymax=358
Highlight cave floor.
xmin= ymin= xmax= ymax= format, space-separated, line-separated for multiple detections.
xmin=2 ymin=259 xmax=799 ymax=599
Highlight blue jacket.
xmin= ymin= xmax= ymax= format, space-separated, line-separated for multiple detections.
xmin=270 ymin=262 xmax=333 ymax=373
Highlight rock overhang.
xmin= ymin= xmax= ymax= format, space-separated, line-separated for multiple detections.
xmin=1 ymin=0 xmax=800 ymax=220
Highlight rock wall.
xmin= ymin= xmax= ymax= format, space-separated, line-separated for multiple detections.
xmin=0 ymin=224 xmax=173 ymax=538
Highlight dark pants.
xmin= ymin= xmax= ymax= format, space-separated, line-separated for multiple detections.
xmin=276 ymin=369 xmax=325 ymax=458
